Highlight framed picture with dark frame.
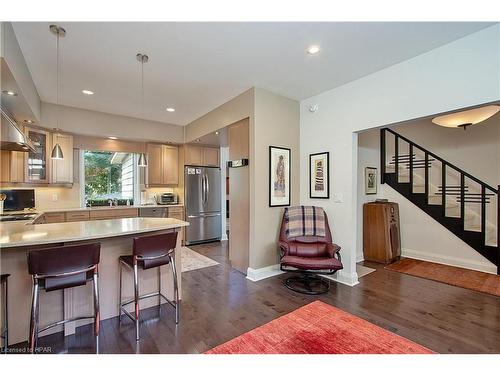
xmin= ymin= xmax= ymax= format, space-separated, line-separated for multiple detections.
xmin=269 ymin=146 xmax=291 ymax=207
xmin=365 ymin=167 xmax=377 ymax=195
xmin=309 ymin=152 xmax=330 ymax=199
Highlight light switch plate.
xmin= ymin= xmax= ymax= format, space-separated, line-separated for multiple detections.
xmin=52 ymin=193 xmax=58 ymax=201
xmin=333 ymin=193 xmax=343 ymax=203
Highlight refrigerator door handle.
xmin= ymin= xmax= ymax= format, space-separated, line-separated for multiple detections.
xmin=201 ymin=173 xmax=206 ymax=206
xmin=206 ymin=173 xmax=210 ymax=201
xmin=187 ymin=213 xmax=221 ymax=218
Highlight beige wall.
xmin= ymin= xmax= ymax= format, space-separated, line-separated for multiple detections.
xmin=185 ymin=88 xmax=254 ymax=143
xmin=0 ymin=185 xmax=81 ymax=210
xmin=184 ymin=87 xmax=300 ymax=272
xmin=42 ymin=102 xmax=184 ymax=144
xmin=250 ymin=88 xmax=300 ymax=269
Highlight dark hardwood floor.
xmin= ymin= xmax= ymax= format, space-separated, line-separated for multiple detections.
xmin=9 ymin=241 xmax=500 ymax=354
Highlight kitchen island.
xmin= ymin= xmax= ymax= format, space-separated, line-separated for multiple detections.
xmin=0 ymin=217 xmax=189 ymax=345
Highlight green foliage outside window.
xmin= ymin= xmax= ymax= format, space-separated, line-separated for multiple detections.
xmin=84 ymin=151 xmax=122 ymax=199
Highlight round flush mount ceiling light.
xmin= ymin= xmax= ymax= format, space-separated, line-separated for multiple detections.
xmin=2 ymin=90 xmax=18 ymax=96
xmin=432 ymin=105 xmax=500 ymax=130
xmin=108 ymin=136 xmax=118 ymax=140
xmin=82 ymin=89 xmax=94 ymax=95
xmin=166 ymin=107 xmax=175 ymax=112
xmin=307 ymin=45 xmax=320 ymax=55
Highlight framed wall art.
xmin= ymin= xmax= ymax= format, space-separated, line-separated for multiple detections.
xmin=365 ymin=167 xmax=377 ymax=195
xmin=269 ymin=146 xmax=291 ymax=207
xmin=309 ymin=152 xmax=329 ymax=199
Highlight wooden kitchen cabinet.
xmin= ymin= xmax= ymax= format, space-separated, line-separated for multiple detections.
xmin=51 ymin=133 xmax=74 ymax=184
xmin=163 ymin=145 xmax=179 ymax=185
xmin=25 ymin=127 xmax=51 ymax=183
xmin=146 ymin=143 xmax=179 ymax=186
xmin=43 ymin=212 xmax=66 ymax=223
xmin=1 ymin=150 xmax=25 ymax=183
xmin=65 ymin=211 xmax=90 ymax=222
xmin=203 ymin=147 xmax=219 ymax=167
xmin=184 ymin=144 xmax=219 ymax=167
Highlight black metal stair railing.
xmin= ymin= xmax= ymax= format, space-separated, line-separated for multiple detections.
xmin=380 ymin=128 xmax=499 ymax=274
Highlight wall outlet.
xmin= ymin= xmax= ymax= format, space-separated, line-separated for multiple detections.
xmin=52 ymin=193 xmax=58 ymax=202
xmin=333 ymin=193 xmax=343 ymax=203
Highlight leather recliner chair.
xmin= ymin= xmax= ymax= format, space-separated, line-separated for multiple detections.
xmin=278 ymin=210 xmax=343 ymax=294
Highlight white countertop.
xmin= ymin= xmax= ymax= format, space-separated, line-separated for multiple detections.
xmin=0 ymin=217 xmax=189 ymax=248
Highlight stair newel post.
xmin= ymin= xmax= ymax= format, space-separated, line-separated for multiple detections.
xmin=380 ymin=129 xmax=386 ymax=184
xmin=424 ymin=152 xmax=429 ymax=201
xmin=441 ymin=163 xmax=446 ymax=217
xmin=395 ymin=134 xmax=399 ymax=183
xmin=409 ymin=144 xmax=414 ymax=191
xmin=460 ymin=173 xmax=465 ymax=231
xmin=497 ymin=185 xmax=499 ymax=275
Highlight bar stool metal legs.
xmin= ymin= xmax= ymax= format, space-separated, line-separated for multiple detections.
xmin=118 ymin=253 xmax=180 ymax=341
xmin=1 ymin=274 xmax=9 ymax=354
xmin=28 ymin=269 xmax=100 ymax=353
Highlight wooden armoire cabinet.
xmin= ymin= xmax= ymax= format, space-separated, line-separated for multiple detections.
xmin=363 ymin=201 xmax=401 ymax=264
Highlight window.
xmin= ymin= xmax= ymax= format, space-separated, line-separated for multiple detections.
xmin=82 ymin=150 xmax=139 ymax=205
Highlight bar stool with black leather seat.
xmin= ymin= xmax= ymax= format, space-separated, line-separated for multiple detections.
xmin=1 ymin=274 xmax=9 ymax=354
xmin=27 ymin=243 xmax=101 ymax=353
xmin=118 ymin=231 xmax=179 ymax=341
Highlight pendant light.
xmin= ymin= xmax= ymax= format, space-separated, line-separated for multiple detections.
xmin=137 ymin=53 xmax=149 ymax=167
xmin=50 ymin=24 xmax=65 ymax=159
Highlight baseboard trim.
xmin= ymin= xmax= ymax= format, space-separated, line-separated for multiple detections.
xmin=402 ymin=248 xmax=497 ymax=274
xmin=356 ymin=253 xmax=364 ymax=263
xmin=246 ymin=264 xmax=360 ymax=286
xmin=246 ymin=264 xmax=284 ymax=281
xmin=221 ymin=233 xmax=228 ymax=241
xmin=321 ymin=270 xmax=359 ymax=287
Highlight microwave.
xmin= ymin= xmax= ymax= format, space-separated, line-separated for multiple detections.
xmin=158 ymin=193 xmax=178 ymax=205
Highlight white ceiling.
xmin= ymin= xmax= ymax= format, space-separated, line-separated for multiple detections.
xmin=12 ymin=22 xmax=494 ymax=126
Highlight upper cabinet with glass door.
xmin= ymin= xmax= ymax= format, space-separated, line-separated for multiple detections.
xmin=25 ymin=127 xmax=51 ymax=183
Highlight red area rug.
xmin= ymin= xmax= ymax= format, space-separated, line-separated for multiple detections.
xmin=206 ymin=301 xmax=434 ymax=354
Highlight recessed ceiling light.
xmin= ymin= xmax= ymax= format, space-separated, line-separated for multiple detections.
xmin=108 ymin=136 xmax=118 ymax=140
xmin=24 ymin=120 xmax=35 ymax=124
xmin=196 ymin=139 xmax=201 ymax=142
xmin=306 ymin=45 xmax=320 ymax=55
xmin=2 ymin=90 xmax=18 ymax=96
xmin=82 ymin=89 xmax=94 ymax=95
xmin=215 ymin=131 xmax=219 ymax=135
xmin=166 ymin=107 xmax=175 ymax=112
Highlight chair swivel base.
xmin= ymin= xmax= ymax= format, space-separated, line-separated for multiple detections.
xmin=284 ymin=273 xmax=330 ymax=295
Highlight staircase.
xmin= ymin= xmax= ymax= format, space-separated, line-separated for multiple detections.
xmin=380 ymin=128 xmax=499 ymax=274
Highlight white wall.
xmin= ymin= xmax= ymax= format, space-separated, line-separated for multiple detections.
xmin=357 ymin=128 xmax=497 ymax=274
xmin=300 ymin=25 xmax=500 ymax=286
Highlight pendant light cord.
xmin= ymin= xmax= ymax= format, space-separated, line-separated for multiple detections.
xmin=56 ymin=29 xmax=60 ymax=130
xmin=141 ymin=57 xmax=144 ymax=120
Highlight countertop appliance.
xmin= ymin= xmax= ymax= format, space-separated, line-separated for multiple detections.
xmin=185 ymin=166 xmax=222 ymax=245
xmin=0 ymin=213 xmax=38 ymax=222
xmin=157 ymin=193 xmax=178 ymax=205
xmin=0 ymin=189 xmax=35 ymax=212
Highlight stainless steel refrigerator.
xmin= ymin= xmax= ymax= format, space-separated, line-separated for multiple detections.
xmin=185 ymin=166 xmax=222 ymax=245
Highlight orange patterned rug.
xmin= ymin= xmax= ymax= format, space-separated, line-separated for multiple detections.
xmin=205 ymin=301 xmax=433 ymax=354
xmin=386 ymin=258 xmax=500 ymax=297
